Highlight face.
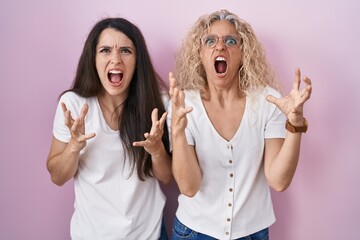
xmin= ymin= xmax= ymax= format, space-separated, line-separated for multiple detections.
xmin=200 ymin=20 xmax=242 ymax=89
xmin=95 ymin=28 xmax=136 ymax=99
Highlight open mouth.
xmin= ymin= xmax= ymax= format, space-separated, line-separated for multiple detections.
xmin=108 ymin=70 xmax=123 ymax=86
xmin=215 ymin=57 xmax=227 ymax=75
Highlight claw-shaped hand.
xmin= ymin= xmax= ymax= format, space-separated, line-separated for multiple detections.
xmin=133 ymin=108 xmax=168 ymax=156
xmin=61 ymin=103 xmax=96 ymax=152
xmin=169 ymin=72 xmax=193 ymax=135
xmin=266 ymin=68 xmax=312 ymax=124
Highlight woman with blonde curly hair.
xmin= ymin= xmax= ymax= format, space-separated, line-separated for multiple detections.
xmin=168 ymin=9 xmax=312 ymax=240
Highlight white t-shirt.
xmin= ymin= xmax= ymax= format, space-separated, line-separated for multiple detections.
xmin=167 ymin=87 xmax=286 ymax=239
xmin=53 ymin=92 xmax=166 ymax=240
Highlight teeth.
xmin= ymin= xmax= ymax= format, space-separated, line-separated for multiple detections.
xmin=215 ymin=57 xmax=226 ymax=61
xmin=109 ymin=70 xmax=122 ymax=74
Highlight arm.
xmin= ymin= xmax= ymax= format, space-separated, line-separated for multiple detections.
xmin=46 ymin=103 xmax=95 ymax=186
xmin=265 ymin=68 xmax=312 ymax=192
xmin=133 ymin=109 xmax=172 ymax=184
xmin=169 ymin=72 xmax=201 ymax=197
xmin=47 ymin=137 xmax=82 ymax=186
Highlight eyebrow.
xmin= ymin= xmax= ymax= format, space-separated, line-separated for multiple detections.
xmin=97 ymin=45 xmax=134 ymax=49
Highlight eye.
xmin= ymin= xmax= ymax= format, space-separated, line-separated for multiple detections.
xmin=224 ymin=36 xmax=239 ymax=47
xmin=203 ymin=36 xmax=217 ymax=47
xmin=99 ymin=47 xmax=111 ymax=54
xmin=120 ymin=47 xmax=133 ymax=55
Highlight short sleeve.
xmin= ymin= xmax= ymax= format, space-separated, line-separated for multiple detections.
xmin=264 ymin=88 xmax=286 ymax=139
xmin=53 ymin=92 xmax=84 ymax=143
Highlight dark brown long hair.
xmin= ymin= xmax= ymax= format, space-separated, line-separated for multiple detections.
xmin=62 ymin=17 xmax=170 ymax=181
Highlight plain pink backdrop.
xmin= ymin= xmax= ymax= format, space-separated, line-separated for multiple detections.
xmin=1 ymin=0 xmax=359 ymax=239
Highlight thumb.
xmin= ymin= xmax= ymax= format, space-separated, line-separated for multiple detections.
xmin=266 ymin=95 xmax=277 ymax=104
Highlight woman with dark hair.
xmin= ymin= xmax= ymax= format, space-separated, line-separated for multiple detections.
xmin=46 ymin=17 xmax=171 ymax=239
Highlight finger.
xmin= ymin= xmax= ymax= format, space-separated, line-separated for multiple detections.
xmin=62 ymin=102 xmax=74 ymax=121
xmin=179 ymin=90 xmax=186 ymax=107
xmin=150 ymin=109 xmax=162 ymax=135
xmin=172 ymin=87 xmax=180 ymax=105
xmin=266 ymin=95 xmax=278 ymax=104
xmin=79 ymin=104 xmax=89 ymax=121
xmin=300 ymin=88 xmax=311 ymax=101
xmin=144 ymin=132 xmax=152 ymax=139
xmin=292 ymin=68 xmax=301 ymax=90
xmin=61 ymin=102 xmax=68 ymax=113
xmin=144 ymin=135 xmax=156 ymax=143
xmin=71 ymin=118 xmax=80 ymax=133
xmin=64 ymin=109 xmax=74 ymax=127
xmin=64 ymin=109 xmax=70 ymax=126
xmin=303 ymin=76 xmax=312 ymax=85
xmin=169 ymin=72 xmax=176 ymax=97
xmin=62 ymin=102 xmax=71 ymax=125
xmin=81 ymin=132 xmax=96 ymax=141
xmin=300 ymin=77 xmax=312 ymax=99
xmin=158 ymin=112 xmax=168 ymax=127
xmin=151 ymin=108 xmax=159 ymax=123
xmin=303 ymin=77 xmax=312 ymax=94
xmin=133 ymin=140 xmax=148 ymax=147
xmin=179 ymin=106 xmax=193 ymax=116
xmin=148 ymin=122 xmax=160 ymax=138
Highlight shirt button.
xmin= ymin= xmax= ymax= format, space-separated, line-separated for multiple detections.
xmin=230 ymin=173 xmax=233 ymax=177
xmin=229 ymin=160 xmax=233 ymax=164
xmin=227 ymin=218 xmax=231 ymax=222
xmin=226 ymin=232 xmax=229 ymax=235
xmin=229 ymin=188 xmax=233 ymax=192
xmin=228 ymin=203 xmax=232 ymax=207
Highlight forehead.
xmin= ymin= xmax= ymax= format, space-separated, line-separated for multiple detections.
xmin=207 ymin=20 xmax=237 ymax=35
xmin=97 ymin=28 xmax=134 ymax=46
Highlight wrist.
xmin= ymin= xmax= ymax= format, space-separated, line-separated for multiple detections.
xmin=68 ymin=139 xmax=85 ymax=153
xmin=150 ymin=145 xmax=166 ymax=159
xmin=285 ymin=118 xmax=308 ymax=133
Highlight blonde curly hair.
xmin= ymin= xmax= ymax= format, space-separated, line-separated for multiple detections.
xmin=175 ymin=9 xmax=279 ymax=98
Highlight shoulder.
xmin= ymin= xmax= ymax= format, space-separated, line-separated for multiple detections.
xmin=248 ymin=86 xmax=282 ymax=113
xmin=183 ymin=89 xmax=201 ymax=103
xmin=59 ymin=91 xmax=84 ymax=102
xmin=263 ymin=86 xmax=282 ymax=98
xmin=59 ymin=92 xmax=95 ymax=113
xmin=161 ymin=92 xmax=170 ymax=109
xmin=251 ymin=86 xmax=282 ymax=104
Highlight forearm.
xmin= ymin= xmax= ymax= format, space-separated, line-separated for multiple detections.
xmin=172 ymin=132 xmax=201 ymax=197
xmin=151 ymin=145 xmax=172 ymax=185
xmin=266 ymin=133 xmax=302 ymax=191
xmin=47 ymin=140 xmax=80 ymax=186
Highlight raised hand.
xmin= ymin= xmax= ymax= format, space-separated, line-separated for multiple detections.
xmin=266 ymin=68 xmax=312 ymax=124
xmin=61 ymin=103 xmax=96 ymax=152
xmin=169 ymin=72 xmax=193 ymax=136
xmin=133 ymin=108 xmax=167 ymax=156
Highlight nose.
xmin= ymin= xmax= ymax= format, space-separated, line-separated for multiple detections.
xmin=111 ymin=51 xmax=122 ymax=64
xmin=215 ymin=37 xmax=225 ymax=50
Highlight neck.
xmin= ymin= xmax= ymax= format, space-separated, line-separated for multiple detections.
xmin=97 ymin=94 xmax=124 ymax=130
xmin=204 ymin=85 xmax=244 ymax=106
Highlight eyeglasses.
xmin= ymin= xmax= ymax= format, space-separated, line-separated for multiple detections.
xmin=201 ymin=34 xmax=241 ymax=48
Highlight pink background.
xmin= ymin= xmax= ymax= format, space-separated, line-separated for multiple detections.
xmin=1 ymin=1 xmax=359 ymax=239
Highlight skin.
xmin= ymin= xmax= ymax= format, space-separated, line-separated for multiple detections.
xmin=47 ymin=28 xmax=171 ymax=186
xmin=170 ymin=20 xmax=312 ymax=196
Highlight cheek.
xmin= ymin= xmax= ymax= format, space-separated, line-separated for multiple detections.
xmin=200 ymin=48 xmax=207 ymax=62
xmin=95 ymin=62 xmax=102 ymax=78
xmin=95 ymin=58 xmax=101 ymax=73
xmin=200 ymin=50 xmax=211 ymax=67
xmin=127 ymin=58 xmax=137 ymax=73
